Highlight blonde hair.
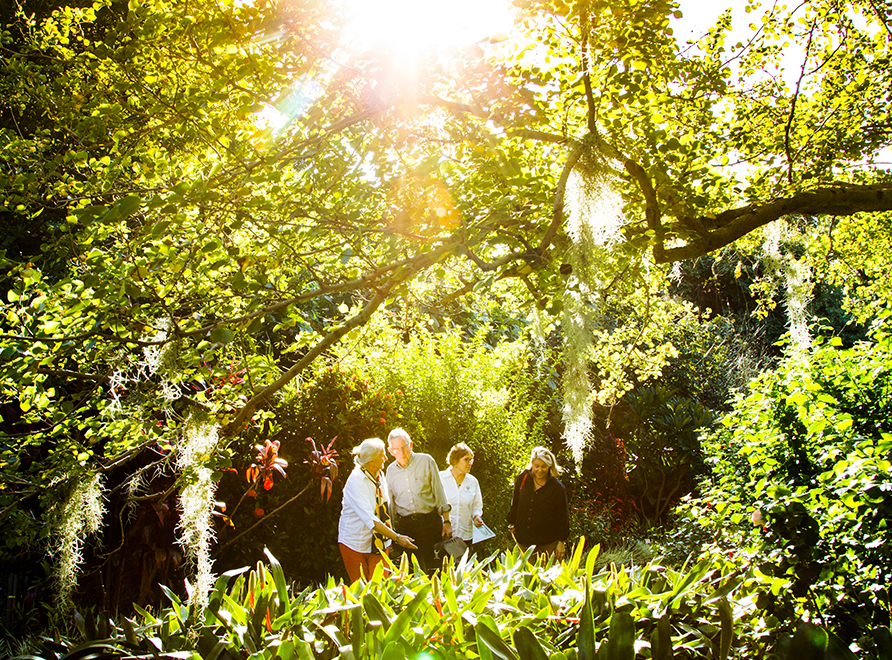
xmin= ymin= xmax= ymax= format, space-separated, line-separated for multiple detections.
xmin=527 ymin=446 xmax=560 ymax=478
xmin=353 ymin=437 xmax=385 ymax=467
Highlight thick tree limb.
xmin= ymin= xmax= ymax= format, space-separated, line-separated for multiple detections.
xmin=220 ymin=244 xmax=454 ymax=437
xmin=624 ymin=159 xmax=663 ymax=244
xmin=657 ymin=184 xmax=892 ymax=263
xmin=220 ymin=287 xmax=392 ymax=438
xmin=536 ymin=137 xmax=589 ymax=256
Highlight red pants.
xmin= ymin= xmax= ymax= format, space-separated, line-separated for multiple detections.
xmin=339 ymin=543 xmax=389 ymax=583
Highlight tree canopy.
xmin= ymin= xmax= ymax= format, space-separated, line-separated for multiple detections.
xmin=2 ymin=0 xmax=892 ymax=603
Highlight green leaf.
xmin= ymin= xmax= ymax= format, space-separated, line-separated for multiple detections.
xmin=718 ymin=598 xmax=733 ymax=660
xmin=787 ymin=623 xmax=827 ymax=660
xmin=514 ymin=627 xmax=549 ymax=660
xmin=578 ymin=586 xmax=596 ymax=660
xmin=873 ymin=627 xmax=892 ymax=660
xmin=382 ymin=586 xmax=430 ymax=648
xmin=209 ymin=327 xmax=234 ymax=344
xmin=381 ymin=641 xmax=406 ymax=660
xmin=151 ymin=219 xmax=172 ymax=237
xmin=362 ymin=593 xmax=391 ymax=632
xmin=263 ymin=548 xmax=291 ymax=619
xmin=351 ymin=601 xmax=363 ymax=659
xmin=651 ymin=615 xmax=674 ymax=660
xmin=598 ymin=611 xmax=635 ymax=660
xmin=116 ymin=195 xmax=143 ymax=217
xmin=567 ymin=535 xmax=585 ymax=574
xmin=834 ymin=416 xmax=853 ymax=432
xmin=476 ymin=621 xmax=520 ymax=660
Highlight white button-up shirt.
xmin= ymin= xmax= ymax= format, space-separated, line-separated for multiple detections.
xmin=439 ymin=469 xmax=483 ymax=542
xmin=338 ymin=466 xmax=391 ymax=554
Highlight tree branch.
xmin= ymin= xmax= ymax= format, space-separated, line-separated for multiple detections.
xmin=536 ymin=137 xmax=589 ymax=255
xmin=220 ymin=243 xmax=453 ymax=438
xmin=624 ymin=158 xmax=664 ymax=257
xmin=656 ymin=184 xmax=892 ymax=263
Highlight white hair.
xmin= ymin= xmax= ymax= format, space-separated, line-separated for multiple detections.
xmin=353 ymin=437 xmax=385 ymax=467
xmin=387 ymin=427 xmax=411 ymax=446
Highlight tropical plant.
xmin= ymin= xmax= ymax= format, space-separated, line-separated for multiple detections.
xmin=12 ymin=544 xmax=845 ymax=660
xmin=620 ymin=386 xmax=714 ymax=520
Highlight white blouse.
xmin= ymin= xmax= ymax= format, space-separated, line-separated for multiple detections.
xmin=338 ymin=466 xmax=392 ymax=554
xmin=439 ymin=469 xmax=483 ymax=542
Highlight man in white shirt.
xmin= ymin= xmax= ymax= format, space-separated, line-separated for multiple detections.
xmin=385 ymin=428 xmax=452 ymax=574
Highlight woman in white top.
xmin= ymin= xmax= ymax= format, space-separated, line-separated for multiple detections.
xmin=438 ymin=443 xmax=484 ymax=545
xmin=338 ymin=437 xmax=416 ymax=583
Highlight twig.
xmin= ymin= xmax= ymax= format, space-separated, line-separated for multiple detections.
xmin=214 ymin=481 xmax=313 ymax=552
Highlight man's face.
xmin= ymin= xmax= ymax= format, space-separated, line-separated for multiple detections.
xmin=388 ymin=437 xmax=412 ymax=467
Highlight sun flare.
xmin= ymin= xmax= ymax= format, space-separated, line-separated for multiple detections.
xmin=340 ymin=0 xmax=515 ymax=56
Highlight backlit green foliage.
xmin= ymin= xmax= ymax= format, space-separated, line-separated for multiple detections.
xmin=675 ymin=318 xmax=892 ymax=655
xmin=335 ymin=319 xmax=552 ymax=548
xmin=13 ymin=544 xmax=813 ymax=660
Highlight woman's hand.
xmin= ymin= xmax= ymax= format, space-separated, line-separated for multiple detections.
xmin=395 ymin=534 xmax=417 ymax=549
xmin=473 ymin=515 xmax=484 ymax=527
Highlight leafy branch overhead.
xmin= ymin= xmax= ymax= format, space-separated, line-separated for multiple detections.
xmin=2 ymin=0 xmax=891 ymax=500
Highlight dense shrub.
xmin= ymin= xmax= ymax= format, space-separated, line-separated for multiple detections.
xmin=672 ymin=319 xmax=892 ymax=655
xmin=211 ymin=366 xmax=404 ymax=586
xmin=335 ymin=320 xmax=553 ymax=551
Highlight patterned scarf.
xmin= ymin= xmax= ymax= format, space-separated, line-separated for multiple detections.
xmin=363 ymin=469 xmax=390 ymax=555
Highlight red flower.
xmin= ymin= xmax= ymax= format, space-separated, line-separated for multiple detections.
xmin=254 ymin=508 xmax=264 ymax=518
xmin=246 ymin=489 xmax=257 ymax=498
xmin=379 ymin=418 xmax=386 ymax=424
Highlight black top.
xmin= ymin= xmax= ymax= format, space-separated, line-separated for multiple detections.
xmin=507 ymin=470 xmax=569 ymax=547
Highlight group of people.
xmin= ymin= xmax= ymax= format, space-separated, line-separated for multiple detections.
xmin=337 ymin=427 xmax=569 ymax=583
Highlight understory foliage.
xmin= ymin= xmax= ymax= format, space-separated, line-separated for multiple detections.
xmin=333 ymin=319 xmax=553 ymax=547
xmin=12 ymin=544 xmax=842 ymax=660
xmin=672 ymin=317 xmax=892 ymax=655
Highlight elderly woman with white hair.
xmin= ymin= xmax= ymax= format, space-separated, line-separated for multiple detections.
xmin=338 ymin=437 xmax=416 ymax=583
xmin=507 ymin=446 xmax=569 ymax=561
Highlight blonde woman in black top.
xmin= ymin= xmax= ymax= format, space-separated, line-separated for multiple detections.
xmin=507 ymin=446 xmax=569 ymax=560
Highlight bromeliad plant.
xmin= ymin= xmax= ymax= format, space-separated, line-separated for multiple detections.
xmin=215 ymin=437 xmax=339 ymax=556
xmin=305 ymin=436 xmax=339 ymax=503
xmin=13 ymin=540 xmax=842 ymax=660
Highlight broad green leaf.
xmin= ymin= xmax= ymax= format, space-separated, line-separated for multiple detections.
xmin=514 ymin=626 xmax=549 ymax=660
xmin=787 ymin=623 xmax=827 ymax=660
xmin=382 ymin=586 xmax=430 ymax=648
xmin=598 ymin=611 xmax=635 ymax=660
xmin=476 ymin=621 xmax=520 ymax=660
xmin=209 ymin=327 xmax=234 ymax=344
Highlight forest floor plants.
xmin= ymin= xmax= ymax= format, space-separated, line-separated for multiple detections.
xmin=11 ymin=541 xmax=839 ymax=660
